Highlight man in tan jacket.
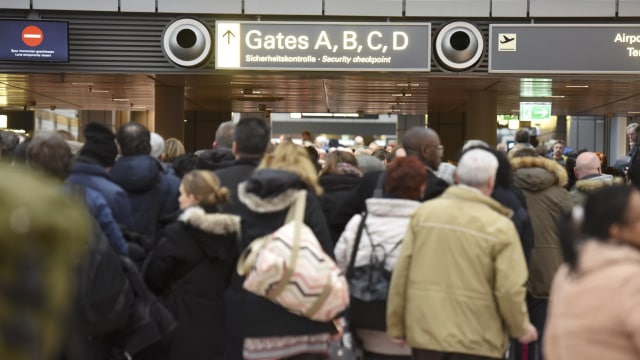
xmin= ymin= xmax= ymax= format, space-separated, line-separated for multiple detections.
xmin=387 ymin=148 xmax=537 ymax=360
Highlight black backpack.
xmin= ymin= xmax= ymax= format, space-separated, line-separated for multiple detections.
xmin=71 ymin=187 xmax=135 ymax=336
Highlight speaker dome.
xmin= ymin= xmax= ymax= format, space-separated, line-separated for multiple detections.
xmin=162 ymin=18 xmax=212 ymax=68
xmin=434 ymin=21 xmax=484 ymax=71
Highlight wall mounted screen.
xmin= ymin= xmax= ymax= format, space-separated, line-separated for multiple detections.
xmin=0 ymin=20 xmax=69 ymax=62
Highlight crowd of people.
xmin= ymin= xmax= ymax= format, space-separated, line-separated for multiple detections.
xmin=1 ymin=120 xmax=639 ymax=360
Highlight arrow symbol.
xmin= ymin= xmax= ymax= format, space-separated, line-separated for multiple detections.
xmin=223 ymin=30 xmax=235 ymax=45
xmin=534 ymin=107 xmax=549 ymax=117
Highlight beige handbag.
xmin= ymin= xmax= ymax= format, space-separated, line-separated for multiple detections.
xmin=237 ymin=190 xmax=349 ymax=322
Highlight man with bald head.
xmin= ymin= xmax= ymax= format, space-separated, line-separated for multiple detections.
xmin=402 ymin=127 xmax=449 ymax=200
xmin=570 ymin=151 xmax=621 ymax=206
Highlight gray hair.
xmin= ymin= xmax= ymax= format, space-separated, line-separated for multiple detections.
xmin=214 ymin=120 xmax=235 ymax=150
xmin=462 ymin=139 xmax=490 ymax=152
xmin=456 ymin=149 xmax=498 ymax=188
xmin=150 ymin=132 xmax=165 ymax=159
xmin=627 ymin=122 xmax=639 ymax=132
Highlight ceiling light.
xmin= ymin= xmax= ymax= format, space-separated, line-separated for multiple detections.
xmin=391 ymin=93 xmax=412 ymax=97
xmin=71 ymin=82 xmax=93 ymax=86
xmin=544 ymin=95 xmax=565 ymax=98
xmin=565 ymin=85 xmax=589 ymax=88
xmin=628 ymin=111 xmax=640 ymax=114
xmin=396 ymin=83 xmax=419 ymax=87
xmin=112 ymin=98 xmax=130 ymax=102
xmin=386 ymin=102 xmax=407 ymax=105
xmin=89 ymin=88 xmax=110 ymax=93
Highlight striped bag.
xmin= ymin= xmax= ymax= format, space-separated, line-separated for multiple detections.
xmin=237 ymin=190 xmax=349 ymax=322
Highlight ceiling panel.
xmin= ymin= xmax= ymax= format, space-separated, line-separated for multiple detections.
xmin=1 ymin=71 xmax=640 ymax=117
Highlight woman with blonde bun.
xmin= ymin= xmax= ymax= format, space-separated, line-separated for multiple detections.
xmin=142 ymin=170 xmax=240 ymax=360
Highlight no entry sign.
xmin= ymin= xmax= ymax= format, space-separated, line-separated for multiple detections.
xmin=22 ymin=25 xmax=44 ymax=47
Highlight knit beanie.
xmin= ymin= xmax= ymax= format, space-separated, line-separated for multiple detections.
xmin=79 ymin=122 xmax=118 ymax=167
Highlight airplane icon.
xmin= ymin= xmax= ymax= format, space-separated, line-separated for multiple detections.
xmin=500 ymin=35 xmax=515 ymax=44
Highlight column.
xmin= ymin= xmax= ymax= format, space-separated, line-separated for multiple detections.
xmin=465 ymin=90 xmax=497 ymax=146
xmin=154 ymin=85 xmax=185 ymax=141
xmin=609 ymin=116 xmax=628 ymax=163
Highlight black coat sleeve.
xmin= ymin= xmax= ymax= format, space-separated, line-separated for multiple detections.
xmin=304 ymin=192 xmax=334 ymax=257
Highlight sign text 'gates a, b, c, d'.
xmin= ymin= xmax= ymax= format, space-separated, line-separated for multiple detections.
xmin=215 ymin=21 xmax=431 ymax=71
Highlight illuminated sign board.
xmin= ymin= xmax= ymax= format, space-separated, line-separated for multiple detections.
xmin=520 ymin=102 xmax=551 ymax=121
xmin=215 ymin=21 xmax=430 ymax=71
xmin=0 ymin=20 xmax=69 ymax=62
xmin=490 ymin=24 xmax=640 ymax=73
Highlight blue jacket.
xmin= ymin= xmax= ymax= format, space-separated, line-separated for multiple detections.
xmin=67 ymin=157 xmax=135 ymax=229
xmin=110 ymin=155 xmax=180 ymax=242
xmin=65 ymin=184 xmax=129 ymax=256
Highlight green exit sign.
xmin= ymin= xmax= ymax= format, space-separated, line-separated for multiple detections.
xmin=520 ymin=102 xmax=551 ymax=121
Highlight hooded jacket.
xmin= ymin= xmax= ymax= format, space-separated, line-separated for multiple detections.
xmin=511 ymin=156 xmax=572 ymax=298
xmin=545 ymin=241 xmax=640 ymax=360
xmin=224 ymin=169 xmax=334 ymax=349
xmin=67 ymin=156 xmax=134 ymax=229
xmin=570 ymin=174 xmax=624 ymax=206
xmin=110 ymin=155 xmax=180 ymax=240
xmin=143 ymin=206 xmax=239 ymax=360
xmin=387 ymin=185 xmax=530 ymax=358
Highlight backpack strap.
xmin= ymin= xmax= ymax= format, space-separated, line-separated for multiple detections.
xmin=267 ymin=189 xmax=306 ymax=300
xmin=346 ymin=211 xmax=369 ymax=278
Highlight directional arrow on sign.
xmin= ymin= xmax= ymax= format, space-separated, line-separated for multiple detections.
xmin=223 ymin=30 xmax=235 ymax=45
xmin=534 ymin=107 xmax=549 ymax=118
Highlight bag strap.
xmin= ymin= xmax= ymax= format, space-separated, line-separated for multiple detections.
xmin=372 ymin=172 xmax=385 ymax=198
xmin=267 ymin=189 xmax=306 ymax=300
xmin=346 ymin=212 xmax=368 ymax=278
xmin=363 ymin=221 xmax=403 ymax=266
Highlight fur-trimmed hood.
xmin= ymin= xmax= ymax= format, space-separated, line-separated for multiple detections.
xmin=237 ymin=169 xmax=306 ymax=213
xmin=510 ymin=156 xmax=568 ymax=191
xmin=179 ymin=207 xmax=240 ymax=235
xmin=574 ymin=174 xmax=624 ymax=193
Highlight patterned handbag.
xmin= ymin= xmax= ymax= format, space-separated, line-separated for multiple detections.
xmin=237 ymin=190 xmax=349 ymax=322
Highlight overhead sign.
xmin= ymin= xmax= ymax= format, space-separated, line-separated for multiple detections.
xmin=520 ymin=102 xmax=552 ymax=121
xmin=0 ymin=20 xmax=69 ymax=62
xmin=215 ymin=21 xmax=430 ymax=71
xmin=490 ymin=24 xmax=640 ymax=73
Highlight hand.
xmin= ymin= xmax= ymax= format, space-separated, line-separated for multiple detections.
xmin=518 ymin=323 xmax=538 ymax=344
xmin=331 ymin=318 xmax=345 ymax=341
xmin=390 ymin=337 xmax=406 ymax=346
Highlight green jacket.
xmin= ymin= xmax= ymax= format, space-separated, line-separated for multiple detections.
xmin=511 ymin=156 xmax=572 ymax=298
xmin=387 ymin=185 xmax=530 ymax=358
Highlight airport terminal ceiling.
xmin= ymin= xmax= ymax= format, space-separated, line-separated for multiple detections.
xmin=2 ymin=72 xmax=640 ymax=117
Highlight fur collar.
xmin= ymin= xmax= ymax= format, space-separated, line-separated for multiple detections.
xmin=510 ymin=156 xmax=568 ymax=188
xmin=575 ymin=175 xmax=623 ymax=193
xmin=179 ymin=207 xmax=240 ymax=235
xmin=237 ymin=181 xmax=298 ymax=213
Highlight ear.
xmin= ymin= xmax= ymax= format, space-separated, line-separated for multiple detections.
xmin=609 ymin=223 xmax=621 ymax=240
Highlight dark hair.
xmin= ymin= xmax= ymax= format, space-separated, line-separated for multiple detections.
xmin=26 ymin=133 xmax=73 ymax=180
xmin=0 ymin=130 xmax=20 ymax=160
xmin=172 ymin=153 xmax=199 ymax=179
xmin=628 ymin=160 xmax=640 ymax=189
xmin=116 ymin=122 xmax=151 ymax=156
xmin=305 ymin=146 xmax=320 ymax=172
xmin=371 ymin=149 xmax=391 ymax=163
xmin=559 ymin=185 xmax=635 ymax=271
xmin=515 ymin=129 xmax=530 ymax=143
xmin=234 ymin=117 xmax=270 ymax=156
xmin=384 ymin=156 xmax=426 ymax=200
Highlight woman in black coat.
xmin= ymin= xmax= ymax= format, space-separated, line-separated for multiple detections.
xmin=142 ymin=170 xmax=240 ymax=360
xmin=318 ymin=150 xmax=363 ymax=245
xmin=225 ymin=142 xmax=336 ymax=360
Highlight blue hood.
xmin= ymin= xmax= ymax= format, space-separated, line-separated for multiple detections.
xmin=110 ymin=155 xmax=162 ymax=193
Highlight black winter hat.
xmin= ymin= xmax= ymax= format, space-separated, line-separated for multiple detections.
xmin=80 ymin=122 xmax=118 ymax=167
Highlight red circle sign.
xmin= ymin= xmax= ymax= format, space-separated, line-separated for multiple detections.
xmin=22 ymin=25 xmax=44 ymax=47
